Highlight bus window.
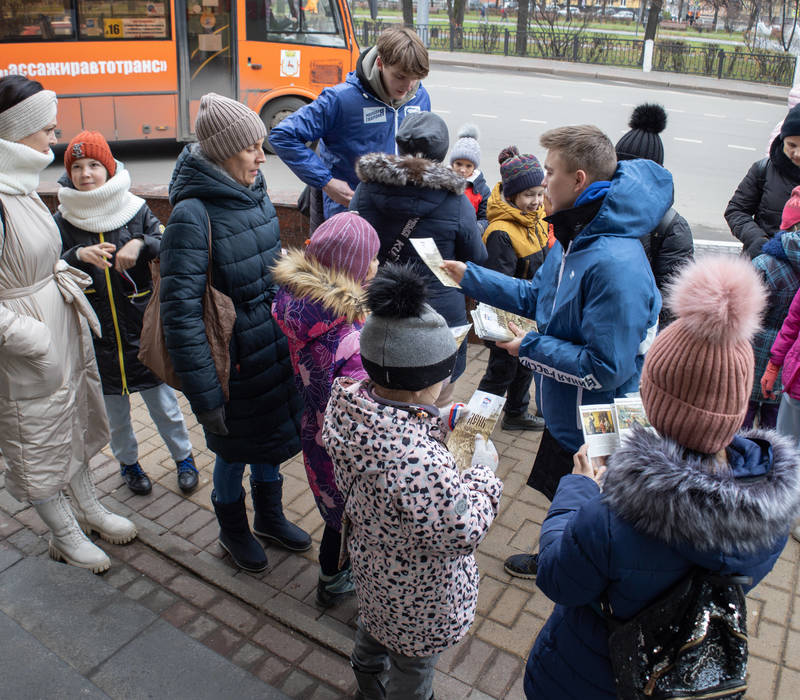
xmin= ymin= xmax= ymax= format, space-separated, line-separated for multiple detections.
xmin=1 ymin=2 xmax=75 ymax=42
xmin=78 ymin=1 xmax=171 ymax=40
xmin=245 ymin=0 xmax=345 ymax=47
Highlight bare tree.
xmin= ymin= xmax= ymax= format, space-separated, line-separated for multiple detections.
xmin=402 ymin=0 xmax=414 ymax=27
xmin=517 ymin=0 xmax=530 ymax=55
xmin=779 ymin=0 xmax=800 ymax=49
xmin=644 ymin=0 xmax=663 ymax=40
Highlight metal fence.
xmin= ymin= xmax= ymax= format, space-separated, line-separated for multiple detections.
xmin=353 ymin=20 xmax=795 ymax=86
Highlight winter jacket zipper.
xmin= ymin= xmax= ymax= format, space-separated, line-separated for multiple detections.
xmin=99 ymin=232 xmax=129 ymax=395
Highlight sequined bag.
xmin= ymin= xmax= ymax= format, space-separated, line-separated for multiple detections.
xmin=600 ymin=569 xmax=751 ymax=699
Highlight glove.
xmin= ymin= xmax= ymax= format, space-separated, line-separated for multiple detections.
xmin=445 ymin=402 xmax=470 ymax=431
xmin=197 ymin=406 xmax=228 ymax=436
xmin=761 ymin=361 xmax=780 ymax=399
xmin=472 ymin=434 xmax=499 ymax=472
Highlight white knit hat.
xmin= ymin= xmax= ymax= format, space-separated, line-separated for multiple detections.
xmin=0 ymin=89 xmax=57 ymax=142
xmin=449 ymin=123 xmax=481 ymax=168
xmin=194 ymin=93 xmax=266 ymax=163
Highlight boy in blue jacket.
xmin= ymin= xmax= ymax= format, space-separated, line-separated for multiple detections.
xmin=269 ymin=27 xmax=430 ymax=221
xmin=442 ymin=124 xmax=669 ymax=579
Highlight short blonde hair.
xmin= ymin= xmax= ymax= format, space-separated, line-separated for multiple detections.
xmin=540 ymin=125 xmax=617 ymax=182
xmin=377 ymin=27 xmax=429 ymax=78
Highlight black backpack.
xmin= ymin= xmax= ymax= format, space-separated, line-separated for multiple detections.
xmin=600 ymin=569 xmax=751 ymax=700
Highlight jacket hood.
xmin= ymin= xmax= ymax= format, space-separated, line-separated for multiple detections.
xmin=486 ymin=181 xmax=543 ymax=227
xmin=356 ymin=152 xmax=465 ymax=194
xmin=602 ymin=426 xmax=800 ymax=557
xmin=570 ymin=159 xmax=673 ymax=247
xmin=168 ymin=143 xmax=266 ymax=208
xmin=326 ymin=377 xmax=445 ymax=477
xmin=770 ymin=134 xmax=800 ymax=179
xmin=271 ymin=250 xmax=367 ymax=342
xmin=781 ymin=230 xmax=800 ymax=270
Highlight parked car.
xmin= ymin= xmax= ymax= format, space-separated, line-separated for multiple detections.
xmin=613 ymin=8 xmax=636 ymax=19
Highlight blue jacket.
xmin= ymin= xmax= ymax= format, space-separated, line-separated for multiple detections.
xmin=460 ymin=159 xmax=669 ymax=453
xmin=269 ymin=47 xmax=431 ymax=219
xmin=525 ymin=428 xmax=800 ymax=699
xmin=160 ymin=144 xmax=302 ymax=464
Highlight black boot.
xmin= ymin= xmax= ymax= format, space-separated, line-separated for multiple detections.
xmin=251 ymin=476 xmax=312 ymax=552
xmin=211 ymin=490 xmax=267 ymax=572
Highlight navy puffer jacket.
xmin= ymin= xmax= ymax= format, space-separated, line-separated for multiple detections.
xmin=160 ymin=144 xmax=301 ymax=464
xmin=524 ymin=428 xmax=800 ymax=699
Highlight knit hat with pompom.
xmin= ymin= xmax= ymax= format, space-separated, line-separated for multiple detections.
xmin=615 ymin=103 xmax=667 ymax=166
xmin=499 ymin=145 xmax=544 ymax=198
xmin=449 ymin=123 xmax=481 ymax=168
xmin=640 ymin=256 xmax=766 ymax=455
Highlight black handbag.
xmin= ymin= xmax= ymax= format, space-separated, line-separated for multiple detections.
xmin=600 ymin=568 xmax=751 ymax=699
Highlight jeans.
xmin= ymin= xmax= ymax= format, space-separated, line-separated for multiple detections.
xmin=103 ymin=383 xmax=192 ymax=466
xmin=351 ymin=621 xmax=439 ymax=700
xmin=213 ymin=456 xmax=280 ymax=503
xmin=742 ymin=399 xmax=779 ymax=430
xmin=477 ymin=343 xmax=534 ymax=416
xmin=776 ymin=394 xmax=800 ymax=447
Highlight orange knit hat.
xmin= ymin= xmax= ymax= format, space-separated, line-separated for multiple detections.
xmin=65 ymin=130 xmax=116 ymax=178
xmin=640 ymin=256 xmax=766 ymax=455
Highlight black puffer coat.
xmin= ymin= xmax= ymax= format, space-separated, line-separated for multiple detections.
xmin=160 ymin=144 xmax=302 ymax=464
xmin=57 ymin=204 xmax=162 ymax=396
xmin=725 ymin=136 xmax=800 ymax=258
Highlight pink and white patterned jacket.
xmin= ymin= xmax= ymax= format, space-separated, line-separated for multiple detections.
xmin=322 ymin=377 xmax=503 ymax=657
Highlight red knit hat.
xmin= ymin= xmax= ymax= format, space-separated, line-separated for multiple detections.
xmin=781 ymin=185 xmax=800 ymax=231
xmin=640 ymin=256 xmax=766 ymax=455
xmin=64 ymin=130 xmax=116 ymax=178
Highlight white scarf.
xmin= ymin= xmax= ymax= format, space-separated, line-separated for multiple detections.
xmin=0 ymin=137 xmax=54 ymax=195
xmin=57 ymin=164 xmax=145 ymax=233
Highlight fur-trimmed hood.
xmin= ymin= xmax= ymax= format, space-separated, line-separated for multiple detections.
xmin=602 ymin=426 xmax=800 ymax=556
xmin=356 ymin=152 xmax=466 ymax=195
xmin=271 ymin=250 xmax=366 ymax=343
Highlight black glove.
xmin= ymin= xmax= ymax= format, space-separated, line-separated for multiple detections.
xmin=197 ymin=406 xmax=228 ymax=436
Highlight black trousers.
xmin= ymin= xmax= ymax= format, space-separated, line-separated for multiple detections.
xmin=527 ymin=428 xmax=574 ymax=502
xmin=477 ymin=343 xmax=534 ymax=416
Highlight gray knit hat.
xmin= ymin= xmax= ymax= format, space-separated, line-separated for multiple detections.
xmin=360 ymin=263 xmax=457 ymax=391
xmin=449 ymin=123 xmax=481 ymax=168
xmin=396 ymin=111 xmax=450 ymax=163
xmin=194 ymin=93 xmax=266 ymax=163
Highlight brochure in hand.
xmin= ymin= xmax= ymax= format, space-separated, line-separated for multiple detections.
xmin=409 ymin=237 xmax=461 ymax=288
xmin=579 ymin=396 xmax=654 ymax=460
xmin=471 ymin=302 xmax=537 ymax=343
xmin=450 ymin=323 xmax=472 ymax=347
xmin=447 ymin=389 xmax=506 ymax=471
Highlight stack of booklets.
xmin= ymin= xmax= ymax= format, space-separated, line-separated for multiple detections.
xmin=471 ymin=303 xmax=537 ymax=343
xmin=579 ymin=396 xmax=655 ymax=460
xmin=447 ymin=389 xmax=506 ymax=470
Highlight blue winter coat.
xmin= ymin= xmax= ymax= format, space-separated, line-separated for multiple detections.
xmin=525 ymin=427 xmax=800 ymax=699
xmin=160 ymin=144 xmax=302 ymax=464
xmin=460 ymin=159 xmax=668 ymax=453
xmin=269 ymin=47 xmax=431 ymax=220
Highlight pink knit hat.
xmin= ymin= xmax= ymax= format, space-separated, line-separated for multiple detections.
xmin=781 ymin=185 xmax=800 ymax=231
xmin=640 ymin=256 xmax=766 ymax=455
xmin=305 ymin=212 xmax=380 ymax=282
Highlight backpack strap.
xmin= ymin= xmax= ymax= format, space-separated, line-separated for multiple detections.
xmin=755 ymin=156 xmax=769 ymax=189
xmin=648 ymin=207 xmax=677 ymax=265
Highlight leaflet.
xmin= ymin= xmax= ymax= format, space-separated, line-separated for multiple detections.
xmin=409 ymin=238 xmax=461 ymax=288
xmin=471 ymin=302 xmax=537 ymax=342
xmin=450 ymin=323 xmax=472 ymax=347
xmin=579 ymin=396 xmax=654 ymax=459
xmin=447 ymin=390 xmax=506 ymax=471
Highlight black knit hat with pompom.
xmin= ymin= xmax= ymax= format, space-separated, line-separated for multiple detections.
xmin=615 ymin=103 xmax=667 ymax=166
xmin=360 ymin=263 xmax=458 ymax=391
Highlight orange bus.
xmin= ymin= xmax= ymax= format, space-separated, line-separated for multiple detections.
xmin=0 ymin=1 xmax=359 ymax=150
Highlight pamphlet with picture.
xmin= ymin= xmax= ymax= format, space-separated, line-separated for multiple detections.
xmin=580 ymin=396 xmax=654 ymax=460
xmin=447 ymin=390 xmax=506 ymax=470
xmin=450 ymin=323 xmax=472 ymax=347
xmin=471 ymin=302 xmax=537 ymax=343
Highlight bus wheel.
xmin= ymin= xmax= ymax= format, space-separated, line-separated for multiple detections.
xmin=261 ymin=97 xmax=307 ymax=154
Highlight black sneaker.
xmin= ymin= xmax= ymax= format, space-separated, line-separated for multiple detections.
xmin=502 ymin=412 xmax=546 ymax=431
xmin=316 ymin=567 xmax=356 ymax=608
xmin=120 ymin=462 xmax=152 ymax=495
xmin=504 ymin=553 xmax=539 ymax=579
xmin=176 ymin=455 xmax=199 ymax=493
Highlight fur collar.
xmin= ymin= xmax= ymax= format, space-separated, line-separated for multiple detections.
xmin=356 ymin=152 xmax=466 ymax=195
xmin=272 ymin=249 xmax=366 ymax=323
xmin=602 ymin=427 xmax=800 ymax=553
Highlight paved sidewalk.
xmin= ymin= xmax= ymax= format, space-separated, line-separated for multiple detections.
xmin=2 ymin=345 xmax=800 ymax=699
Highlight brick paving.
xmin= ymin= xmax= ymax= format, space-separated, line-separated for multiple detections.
xmin=2 ymin=344 xmax=800 ymax=698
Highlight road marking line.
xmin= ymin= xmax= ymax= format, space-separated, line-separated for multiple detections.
xmin=452 ymin=86 xmax=488 ymax=91
xmin=674 ymin=137 xmax=702 ymax=143
xmin=433 ymin=109 xmax=451 ymax=114
xmin=581 ymin=98 xmax=603 ymax=103
xmin=472 ymin=113 xmax=498 ymax=118
xmin=504 ymin=90 xmax=524 ymax=94
xmin=521 ymin=119 xmax=547 ymax=124
xmin=667 ymin=108 xmax=685 ymax=113
xmin=703 ymin=113 xmax=726 ymax=118
xmin=746 ymin=118 xmax=769 ymax=123
xmin=728 ymin=144 xmax=756 ymax=151
xmin=541 ymin=93 xmax=563 ymax=98
xmin=621 ymin=102 xmax=635 ymax=107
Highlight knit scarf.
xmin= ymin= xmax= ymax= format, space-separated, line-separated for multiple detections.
xmin=0 ymin=137 xmax=54 ymax=195
xmin=57 ymin=165 xmax=145 ymax=233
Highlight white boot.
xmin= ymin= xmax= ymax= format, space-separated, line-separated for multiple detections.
xmin=67 ymin=466 xmax=137 ymax=544
xmin=34 ymin=493 xmax=111 ymax=573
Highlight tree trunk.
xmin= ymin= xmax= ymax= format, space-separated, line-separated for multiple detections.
xmin=516 ymin=0 xmax=529 ymax=55
xmin=677 ymin=0 xmax=685 ymax=21
xmin=713 ymin=4 xmax=719 ymax=28
xmin=644 ymin=0 xmax=663 ymax=39
xmin=402 ymin=0 xmax=414 ymax=27
xmin=454 ymin=0 xmax=467 ymax=26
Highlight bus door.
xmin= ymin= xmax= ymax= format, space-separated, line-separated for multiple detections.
xmin=176 ymin=0 xmax=238 ymax=140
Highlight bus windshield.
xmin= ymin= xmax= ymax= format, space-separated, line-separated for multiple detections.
xmin=245 ymin=0 xmax=346 ymax=48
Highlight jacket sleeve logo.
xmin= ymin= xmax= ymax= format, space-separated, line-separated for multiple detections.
xmin=363 ymin=106 xmax=386 ymax=124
